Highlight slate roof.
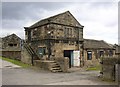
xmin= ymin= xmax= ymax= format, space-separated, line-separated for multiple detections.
xmin=24 ymin=11 xmax=84 ymax=29
xmin=2 ymin=33 xmax=21 ymax=40
xmin=84 ymin=39 xmax=114 ymax=49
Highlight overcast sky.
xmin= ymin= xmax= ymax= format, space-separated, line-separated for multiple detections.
xmin=1 ymin=1 xmax=118 ymax=44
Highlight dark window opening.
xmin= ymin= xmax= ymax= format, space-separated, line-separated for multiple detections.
xmin=8 ymin=44 xmax=13 ymax=47
xmin=8 ymin=44 xmax=17 ymax=47
xmin=109 ymin=50 xmax=113 ymax=56
xmin=99 ymin=51 xmax=104 ymax=57
xmin=14 ymin=44 xmax=17 ymax=46
xmin=59 ymin=29 xmax=63 ymax=31
xmin=76 ymin=41 xmax=78 ymax=44
xmin=87 ymin=51 xmax=92 ymax=60
xmin=25 ymin=31 xmax=27 ymax=35
xmin=63 ymin=40 xmax=68 ymax=43
xmin=55 ymin=40 xmax=59 ymax=43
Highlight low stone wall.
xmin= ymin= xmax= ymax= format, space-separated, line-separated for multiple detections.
xmin=33 ymin=57 xmax=69 ymax=72
xmin=54 ymin=57 xmax=69 ymax=72
xmin=34 ymin=60 xmax=51 ymax=70
xmin=2 ymin=51 xmax=21 ymax=60
xmin=101 ymin=57 xmax=120 ymax=81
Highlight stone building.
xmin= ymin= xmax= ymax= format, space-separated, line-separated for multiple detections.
xmin=83 ymin=39 xmax=116 ymax=66
xmin=24 ymin=11 xmax=84 ymax=68
xmin=1 ymin=34 xmax=23 ymax=60
xmin=113 ymin=44 xmax=120 ymax=57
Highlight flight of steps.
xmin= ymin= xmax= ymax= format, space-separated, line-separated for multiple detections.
xmin=49 ymin=61 xmax=62 ymax=73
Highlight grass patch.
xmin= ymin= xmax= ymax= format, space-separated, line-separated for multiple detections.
xmin=86 ymin=65 xmax=101 ymax=71
xmin=0 ymin=56 xmax=31 ymax=68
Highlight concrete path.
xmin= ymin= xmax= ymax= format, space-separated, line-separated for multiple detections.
xmin=1 ymin=58 xmax=117 ymax=85
xmin=0 ymin=59 xmax=21 ymax=69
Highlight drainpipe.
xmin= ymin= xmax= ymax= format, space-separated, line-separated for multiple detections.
xmin=80 ymin=27 xmax=84 ymax=67
xmin=78 ymin=28 xmax=81 ymax=67
xmin=31 ymin=54 xmax=34 ymax=66
xmin=47 ymin=31 xmax=51 ymax=60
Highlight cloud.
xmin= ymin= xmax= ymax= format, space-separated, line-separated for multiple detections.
xmin=2 ymin=2 xmax=69 ymax=20
xmin=1 ymin=2 xmax=118 ymax=44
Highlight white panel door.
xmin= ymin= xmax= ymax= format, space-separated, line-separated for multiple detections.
xmin=73 ymin=51 xmax=80 ymax=66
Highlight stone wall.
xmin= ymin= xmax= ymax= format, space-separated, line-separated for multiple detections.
xmin=34 ymin=57 xmax=69 ymax=72
xmin=115 ymin=64 xmax=120 ymax=83
xmin=53 ymin=57 xmax=69 ymax=72
xmin=21 ymin=46 xmax=32 ymax=64
xmin=53 ymin=42 xmax=79 ymax=58
xmin=101 ymin=57 xmax=119 ymax=81
xmin=2 ymin=51 xmax=21 ymax=60
xmin=34 ymin=60 xmax=50 ymax=70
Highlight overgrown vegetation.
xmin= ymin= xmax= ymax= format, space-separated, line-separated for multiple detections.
xmin=0 ymin=56 xmax=31 ymax=68
xmin=86 ymin=64 xmax=101 ymax=71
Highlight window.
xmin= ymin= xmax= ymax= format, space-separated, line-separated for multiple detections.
xmin=69 ymin=28 xmax=72 ymax=36
xmin=99 ymin=51 xmax=104 ymax=57
xmin=14 ymin=44 xmax=17 ymax=46
xmin=63 ymin=40 xmax=68 ymax=43
xmin=8 ymin=44 xmax=17 ymax=47
xmin=87 ymin=51 xmax=92 ymax=60
xmin=64 ymin=27 xmax=72 ymax=37
xmin=79 ymin=29 xmax=83 ymax=39
xmin=55 ymin=40 xmax=59 ymax=43
xmin=109 ymin=50 xmax=113 ymax=56
xmin=8 ymin=44 xmax=13 ymax=47
xmin=38 ymin=47 xmax=46 ymax=55
xmin=25 ymin=31 xmax=27 ymax=35
xmin=69 ymin=41 xmax=74 ymax=45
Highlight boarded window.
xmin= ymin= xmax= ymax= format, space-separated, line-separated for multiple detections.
xmin=87 ymin=51 xmax=92 ymax=60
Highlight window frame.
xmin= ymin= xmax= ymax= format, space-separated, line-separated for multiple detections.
xmin=87 ymin=51 xmax=92 ymax=60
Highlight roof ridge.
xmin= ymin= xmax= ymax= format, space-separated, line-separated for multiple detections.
xmin=84 ymin=38 xmax=103 ymax=42
xmin=29 ymin=11 xmax=70 ymax=28
xmin=2 ymin=33 xmax=21 ymax=40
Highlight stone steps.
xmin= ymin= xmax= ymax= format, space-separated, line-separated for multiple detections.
xmin=34 ymin=60 xmax=62 ymax=73
xmin=49 ymin=62 xmax=62 ymax=73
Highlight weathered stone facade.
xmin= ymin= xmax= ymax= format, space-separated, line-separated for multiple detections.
xmin=24 ymin=11 xmax=84 ymax=68
xmin=24 ymin=11 xmax=116 ymax=70
xmin=1 ymin=34 xmax=23 ymax=60
xmin=83 ymin=39 xmax=116 ymax=67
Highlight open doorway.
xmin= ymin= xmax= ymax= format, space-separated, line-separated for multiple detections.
xmin=64 ymin=50 xmax=73 ymax=68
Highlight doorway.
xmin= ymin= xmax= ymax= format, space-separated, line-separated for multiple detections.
xmin=64 ymin=50 xmax=73 ymax=68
